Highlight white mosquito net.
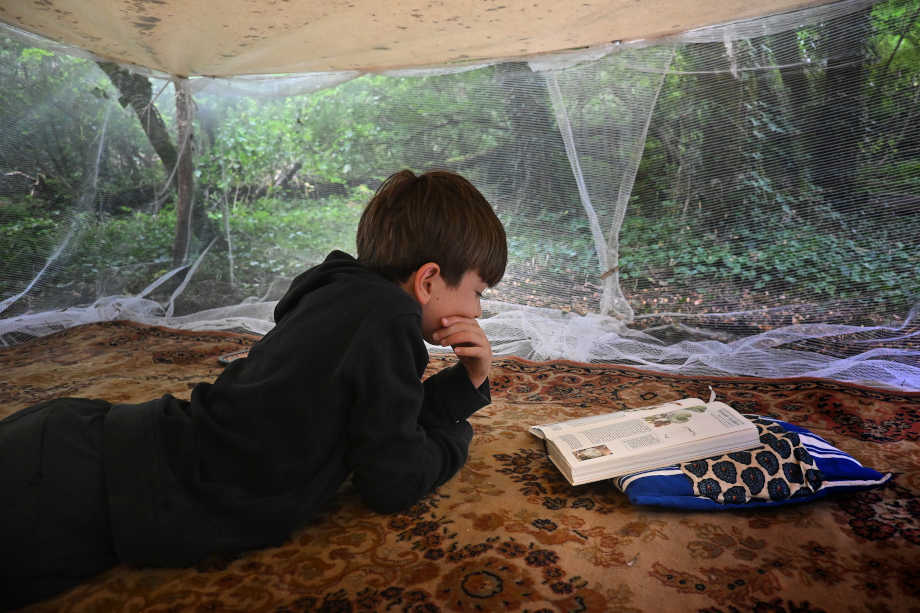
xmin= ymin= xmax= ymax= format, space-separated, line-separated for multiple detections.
xmin=1 ymin=0 xmax=918 ymax=391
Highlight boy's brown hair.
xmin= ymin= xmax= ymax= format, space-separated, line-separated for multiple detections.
xmin=356 ymin=169 xmax=507 ymax=287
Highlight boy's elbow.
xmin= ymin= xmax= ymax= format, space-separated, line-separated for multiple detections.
xmin=363 ymin=492 xmax=413 ymax=515
xmin=357 ymin=472 xmax=425 ymax=514
xmin=353 ymin=435 xmax=471 ymax=514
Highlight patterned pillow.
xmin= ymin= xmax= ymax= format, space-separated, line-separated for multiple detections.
xmin=613 ymin=415 xmax=891 ymax=510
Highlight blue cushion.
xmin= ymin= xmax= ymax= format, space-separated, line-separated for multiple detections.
xmin=613 ymin=415 xmax=891 ymax=510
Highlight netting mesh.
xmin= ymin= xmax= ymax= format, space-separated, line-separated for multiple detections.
xmin=1 ymin=0 xmax=918 ymax=390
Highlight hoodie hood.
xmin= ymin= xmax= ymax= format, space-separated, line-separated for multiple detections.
xmin=275 ymin=251 xmax=414 ymax=324
xmin=273 ymin=251 xmax=371 ymax=323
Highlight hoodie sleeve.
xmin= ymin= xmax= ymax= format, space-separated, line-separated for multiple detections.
xmin=419 ymin=363 xmax=491 ymax=429
xmin=343 ymin=312 xmax=480 ymax=514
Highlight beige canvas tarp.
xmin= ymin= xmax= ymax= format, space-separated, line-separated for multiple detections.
xmin=1 ymin=0 xmax=828 ymax=76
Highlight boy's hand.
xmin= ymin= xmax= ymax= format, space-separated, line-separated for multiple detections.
xmin=431 ymin=316 xmax=492 ymax=389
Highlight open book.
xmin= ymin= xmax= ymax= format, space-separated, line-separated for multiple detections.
xmin=529 ymin=397 xmax=760 ymax=486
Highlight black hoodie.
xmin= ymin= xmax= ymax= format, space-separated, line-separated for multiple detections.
xmin=104 ymin=251 xmax=490 ymax=566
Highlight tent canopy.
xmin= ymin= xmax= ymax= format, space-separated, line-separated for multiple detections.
xmin=2 ymin=0 xmax=828 ymax=76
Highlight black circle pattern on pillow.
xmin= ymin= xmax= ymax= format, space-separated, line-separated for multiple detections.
xmin=679 ymin=417 xmax=825 ymax=504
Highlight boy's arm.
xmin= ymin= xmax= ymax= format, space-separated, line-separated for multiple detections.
xmin=419 ymin=362 xmax=490 ymax=430
xmin=345 ymin=313 xmax=484 ymax=514
xmin=422 ymin=314 xmax=492 ymax=429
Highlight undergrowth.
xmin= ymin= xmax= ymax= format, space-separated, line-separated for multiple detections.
xmin=2 ymin=192 xmax=917 ymax=315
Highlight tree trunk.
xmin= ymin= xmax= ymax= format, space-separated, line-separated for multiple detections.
xmin=172 ymin=78 xmax=195 ymax=266
xmin=96 ymin=62 xmax=178 ymax=188
xmin=683 ymin=42 xmax=746 ymax=226
xmin=773 ymin=29 xmax=812 ymax=199
xmin=809 ymin=8 xmax=871 ymax=203
xmin=491 ymin=62 xmax=577 ymax=223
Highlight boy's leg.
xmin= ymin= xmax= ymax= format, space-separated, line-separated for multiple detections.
xmin=0 ymin=398 xmax=119 ymax=610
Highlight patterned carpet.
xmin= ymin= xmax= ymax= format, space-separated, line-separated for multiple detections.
xmin=2 ymin=321 xmax=918 ymax=612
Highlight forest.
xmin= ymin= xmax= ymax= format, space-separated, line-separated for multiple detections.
xmin=0 ymin=0 xmax=918 ymax=328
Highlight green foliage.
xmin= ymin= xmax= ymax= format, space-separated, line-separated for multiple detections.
xmin=0 ymin=200 xmax=65 ymax=296
xmin=871 ymin=0 xmax=920 ymax=74
xmin=194 ymin=69 xmax=506 ymax=203
xmin=618 ymin=212 xmax=919 ymax=309
xmin=68 ymin=208 xmax=176 ymax=279
xmin=503 ymin=207 xmax=600 ymax=275
xmin=0 ymin=36 xmax=165 ymax=201
xmin=0 ymin=193 xmax=363 ymax=305
xmin=207 ymin=193 xmax=363 ymax=291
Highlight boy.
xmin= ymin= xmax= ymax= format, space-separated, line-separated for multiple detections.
xmin=0 ymin=169 xmax=507 ymax=609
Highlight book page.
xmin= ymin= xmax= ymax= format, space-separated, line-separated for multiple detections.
xmin=551 ymin=418 xmax=653 ymax=451
xmin=551 ymin=401 xmax=751 ymax=464
xmin=529 ymin=398 xmax=704 ymax=439
xmin=711 ymin=405 xmax=749 ymax=428
xmin=535 ymin=393 xmax=759 ymax=484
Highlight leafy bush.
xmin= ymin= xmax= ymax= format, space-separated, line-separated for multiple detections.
xmin=0 ymin=200 xmax=67 ymax=296
xmin=205 ymin=193 xmax=364 ymax=292
xmin=618 ymin=212 xmax=918 ymax=309
xmin=0 ymin=192 xmax=366 ymax=310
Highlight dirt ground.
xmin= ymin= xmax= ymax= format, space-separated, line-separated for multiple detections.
xmin=487 ymin=263 xmax=919 ymax=357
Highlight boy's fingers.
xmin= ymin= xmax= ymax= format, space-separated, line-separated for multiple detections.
xmin=436 ymin=320 xmax=478 ymax=334
xmin=453 ymin=342 xmax=488 ymax=358
xmin=432 ymin=322 xmax=485 ymax=344
xmin=439 ymin=316 xmax=484 ymax=332
xmin=438 ymin=330 xmax=483 ymax=348
xmin=454 ymin=345 xmax=486 ymax=359
xmin=440 ymin=315 xmax=474 ymax=326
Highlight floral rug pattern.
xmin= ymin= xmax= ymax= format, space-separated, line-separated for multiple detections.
xmin=2 ymin=321 xmax=918 ymax=612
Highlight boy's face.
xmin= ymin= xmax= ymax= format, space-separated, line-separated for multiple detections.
xmin=420 ymin=270 xmax=487 ymax=344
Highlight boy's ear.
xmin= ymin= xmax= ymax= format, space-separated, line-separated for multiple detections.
xmin=406 ymin=262 xmax=441 ymax=305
